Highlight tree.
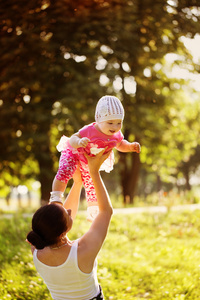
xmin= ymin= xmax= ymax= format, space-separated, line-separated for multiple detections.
xmin=90 ymin=0 xmax=200 ymax=202
xmin=0 ymin=0 xmax=103 ymax=202
xmin=1 ymin=0 xmax=200 ymax=204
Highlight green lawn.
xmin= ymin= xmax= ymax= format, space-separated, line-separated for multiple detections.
xmin=1 ymin=209 xmax=200 ymax=299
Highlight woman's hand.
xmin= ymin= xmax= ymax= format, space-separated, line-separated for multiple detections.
xmin=84 ymin=148 xmax=112 ymax=174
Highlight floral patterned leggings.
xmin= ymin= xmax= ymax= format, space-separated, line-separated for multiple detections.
xmin=56 ymin=149 xmax=97 ymax=203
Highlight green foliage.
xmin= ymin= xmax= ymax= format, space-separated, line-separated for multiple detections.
xmin=1 ymin=0 xmax=200 ymax=202
xmin=1 ymin=210 xmax=200 ymax=299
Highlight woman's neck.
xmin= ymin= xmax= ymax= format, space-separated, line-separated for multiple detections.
xmin=49 ymin=236 xmax=71 ymax=250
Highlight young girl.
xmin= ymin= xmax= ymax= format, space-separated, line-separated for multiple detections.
xmin=50 ymin=95 xmax=141 ymax=221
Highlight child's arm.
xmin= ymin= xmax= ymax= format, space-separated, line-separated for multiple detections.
xmin=69 ymin=132 xmax=90 ymax=149
xmin=116 ymin=139 xmax=141 ymax=153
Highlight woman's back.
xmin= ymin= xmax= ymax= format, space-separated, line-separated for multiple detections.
xmin=33 ymin=240 xmax=100 ymax=300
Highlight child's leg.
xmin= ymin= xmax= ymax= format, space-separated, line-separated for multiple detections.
xmin=79 ymin=161 xmax=97 ymax=204
xmin=50 ymin=177 xmax=67 ymax=203
xmin=56 ymin=149 xmax=78 ymax=183
xmin=50 ymin=150 xmax=78 ymax=204
xmin=79 ymin=161 xmax=99 ymax=221
xmin=52 ymin=177 xmax=66 ymax=192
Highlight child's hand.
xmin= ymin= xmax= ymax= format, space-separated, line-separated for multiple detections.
xmin=130 ymin=142 xmax=141 ymax=153
xmin=78 ymin=137 xmax=90 ymax=148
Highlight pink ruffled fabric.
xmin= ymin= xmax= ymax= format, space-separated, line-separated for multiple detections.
xmin=56 ymin=135 xmax=115 ymax=173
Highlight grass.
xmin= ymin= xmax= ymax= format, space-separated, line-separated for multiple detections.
xmin=1 ymin=209 xmax=200 ymax=299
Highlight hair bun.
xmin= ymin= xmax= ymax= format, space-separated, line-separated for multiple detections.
xmin=26 ymin=230 xmax=47 ymax=250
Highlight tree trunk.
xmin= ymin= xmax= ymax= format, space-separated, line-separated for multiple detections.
xmin=157 ymin=174 xmax=162 ymax=192
xmin=119 ymin=151 xmax=141 ymax=204
xmin=34 ymin=123 xmax=55 ymax=205
xmin=184 ymin=169 xmax=191 ymax=191
xmin=37 ymin=155 xmax=54 ymax=205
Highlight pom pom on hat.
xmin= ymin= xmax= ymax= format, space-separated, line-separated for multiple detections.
xmin=95 ymin=95 xmax=124 ymax=123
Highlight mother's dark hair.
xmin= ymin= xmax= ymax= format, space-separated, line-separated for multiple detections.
xmin=26 ymin=204 xmax=68 ymax=249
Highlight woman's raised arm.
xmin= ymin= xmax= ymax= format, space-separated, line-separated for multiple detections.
xmin=78 ymin=150 xmax=113 ymax=271
xmin=63 ymin=168 xmax=82 ymax=220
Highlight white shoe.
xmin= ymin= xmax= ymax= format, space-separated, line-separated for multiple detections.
xmin=87 ymin=206 xmax=99 ymax=222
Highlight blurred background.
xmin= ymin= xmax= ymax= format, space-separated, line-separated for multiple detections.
xmin=1 ymin=0 xmax=200 ymax=212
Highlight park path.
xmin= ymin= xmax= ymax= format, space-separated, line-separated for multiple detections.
xmin=1 ymin=203 xmax=200 ymax=219
xmin=113 ymin=203 xmax=200 ymax=214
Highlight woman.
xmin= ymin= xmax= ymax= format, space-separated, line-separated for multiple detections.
xmin=26 ymin=149 xmax=113 ymax=300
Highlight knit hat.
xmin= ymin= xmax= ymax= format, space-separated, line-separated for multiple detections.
xmin=95 ymin=95 xmax=124 ymax=123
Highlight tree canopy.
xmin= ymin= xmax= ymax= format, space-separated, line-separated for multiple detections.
xmin=1 ymin=0 xmax=200 ymax=203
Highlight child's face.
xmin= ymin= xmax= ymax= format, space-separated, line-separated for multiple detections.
xmin=97 ymin=119 xmax=122 ymax=136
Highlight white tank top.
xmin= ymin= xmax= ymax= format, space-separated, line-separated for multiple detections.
xmin=33 ymin=239 xmax=100 ymax=300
